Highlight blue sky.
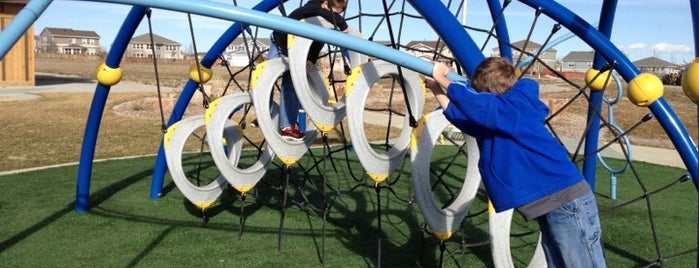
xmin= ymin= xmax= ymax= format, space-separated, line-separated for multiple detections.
xmin=33 ymin=0 xmax=696 ymax=64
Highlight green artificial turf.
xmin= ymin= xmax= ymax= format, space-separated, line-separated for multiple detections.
xmin=0 ymin=145 xmax=694 ymax=267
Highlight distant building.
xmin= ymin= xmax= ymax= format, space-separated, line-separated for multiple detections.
xmin=492 ymin=40 xmax=558 ymax=76
xmin=632 ymin=56 xmax=681 ymax=77
xmin=222 ymin=38 xmax=270 ymax=66
xmin=357 ymin=40 xmax=457 ymax=70
xmin=560 ymin=51 xmax=594 ymax=73
xmin=36 ymin=27 xmax=101 ymax=55
xmin=125 ymin=33 xmax=183 ymax=60
xmin=403 ymin=40 xmax=454 ymax=67
xmin=218 ymin=38 xmax=457 ymax=70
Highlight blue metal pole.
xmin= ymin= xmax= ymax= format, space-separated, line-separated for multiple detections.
xmin=0 ymin=0 xmax=53 ymax=59
xmin=486 ymin=0 xmax=512 ymax=62
xmin=518 ymin=0 xmax=639 ymax=81
xmin=689 ymin=0 xmax=699 ymax=264
xmin=67 ymin=0 xmax=696 ymax=201
xmin=75 ymin=6 xmax=148 ymax=212
xmin=149 ymin=0 xmax=288 ymax=199
xmin=406 ymin=0 xmax=484 ymax=77
xmin=649 ymin=98 xmax=699 ymax=186
xmin=516 ymin=0 xmax=697 ymax=189
xmin=690 ymin=0 xmax=699 ymax=187
xmin=583 ymin=0 xmax=618 ymax=190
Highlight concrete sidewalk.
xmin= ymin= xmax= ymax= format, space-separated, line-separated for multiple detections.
xmin=0 ymin=73 xmax=174 ymax=102
xmin=0 ymin=73 xmax=690 ymax=170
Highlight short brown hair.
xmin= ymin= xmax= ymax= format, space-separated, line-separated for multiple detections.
xmin=327 ymin=0 xmax=347 ymax=11
xmin=470 ymin=57 xmax=517 ymax=94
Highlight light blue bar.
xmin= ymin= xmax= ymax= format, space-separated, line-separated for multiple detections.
xmin=73 ymin=0 xmax=465 ymax=81
xmin=0 ymin=0 xmax=53 ymax=59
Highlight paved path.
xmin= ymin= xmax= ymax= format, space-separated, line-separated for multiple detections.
xmin=0 ymin=73 xmax=174 ymax=102
xmin=0 ymin=73 xmax=689 ymax=170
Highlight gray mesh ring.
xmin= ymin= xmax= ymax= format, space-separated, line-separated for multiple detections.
xmin=488 ymin=209 xmax=547 ymax=268
xmin=252 ymin=58 xmax=318 ymax=166
xmin=409 ymin=110 xmax=480 ymax=241
xmin=345 ymin=59 xmax=424 ymax=183
xmin=288 ymin=16 xmax=368 ymax=132
xmin=163 ymin=115 xmax=231 ymax=209
xmin=205 ymin=93 xmax=275 ymax=193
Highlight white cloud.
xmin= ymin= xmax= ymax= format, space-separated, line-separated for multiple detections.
xmin=627 ymin=42 xmax=646 ymax=50
xmin=625 ymin=42 xmax=693 ymax=54
xmin=651 ymin=42 xmax=693 ymax=53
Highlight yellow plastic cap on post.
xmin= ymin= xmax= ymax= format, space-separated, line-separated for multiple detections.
xmin=585 ymin=68 xmax=612 ymax=91
xmin=681 ymin=59 xmax=699 ymax=103
xmin=189 ymin=63 xmax=212 ymax=83
xmin=628 ymin=73 xmax=663 ymax=107
xmin=95 ymin=62 xmax=122 ymax=86
xmin=432 ymin=230 xmax=453 ymax=241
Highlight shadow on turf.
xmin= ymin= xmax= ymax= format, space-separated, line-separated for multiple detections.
xmin=0 ymin=167 xmax=154 ymax=253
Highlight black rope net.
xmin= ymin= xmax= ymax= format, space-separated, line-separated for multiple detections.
xmin=157 ymin=0 xmax=697 ymax=266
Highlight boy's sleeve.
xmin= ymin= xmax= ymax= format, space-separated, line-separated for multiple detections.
xmin=443 ymin=102 xmax=478 ymax=137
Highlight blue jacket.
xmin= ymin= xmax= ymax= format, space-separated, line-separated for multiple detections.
xmin=442 ymin=78 xmax=584 ymax=212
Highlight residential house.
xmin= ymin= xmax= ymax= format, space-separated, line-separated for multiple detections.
xmin=632 ymin=56 xmax=682 ymax=78
xmin=36 ymin=27 xmax=101 ymax=55
xmin=560 ymin=51 xmax=594 ymax=73
xmin=222 ymin=37 xmax=270 ymax=66
xmin=125 ymin=33 xmax=183 ymax=60
xmin=403 ymin=40 xmax=454 ymax=67
xmin=491 ymin=40 xmax=558 ymax=76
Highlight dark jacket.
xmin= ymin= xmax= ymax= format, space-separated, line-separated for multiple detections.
xmin=272 ymin=0 xmax=348 ymax=63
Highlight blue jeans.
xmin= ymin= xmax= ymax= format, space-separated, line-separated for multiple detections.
xmin=536 ymin=191 xmax=607 ymax=268
xmin=267 ymin=41 xmax=300 ymax=130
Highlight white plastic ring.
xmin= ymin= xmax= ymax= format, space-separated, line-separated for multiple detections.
xmin=345 ymin=59 xmax=424 ymax=183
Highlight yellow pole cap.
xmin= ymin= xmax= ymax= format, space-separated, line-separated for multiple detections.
xmin=95 ymin=62 xmax=122 ymax=86
xmin=628 ymin=73 xmax=663 ymax=107
xmin=681 ymin=59 xmax=699 ymax=103
xmin=432 ymin=230 xmax=453 ymax=241
xmin=585 ymin=68 xmax=612 ymax=91
xmin=189 ymin=63 xmax=212 ymax=84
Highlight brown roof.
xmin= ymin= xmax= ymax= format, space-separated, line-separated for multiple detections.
xmin=44 ymin=27 xmax=100 ymax=38
xmin=130 ymin=33 xmax=180 ymax=45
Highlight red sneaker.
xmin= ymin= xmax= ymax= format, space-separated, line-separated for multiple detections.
xmin=280 ymin=127 xmax=304 ymax=141
xmin=249 ymin=118 xmax=258 ymax=128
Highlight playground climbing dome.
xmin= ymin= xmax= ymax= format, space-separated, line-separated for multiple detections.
xmin=1 ymin=0 xmax=698 ymax=266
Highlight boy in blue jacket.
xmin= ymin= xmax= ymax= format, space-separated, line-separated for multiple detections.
xmin=427 ymin=57 xmax=606 ymax=267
